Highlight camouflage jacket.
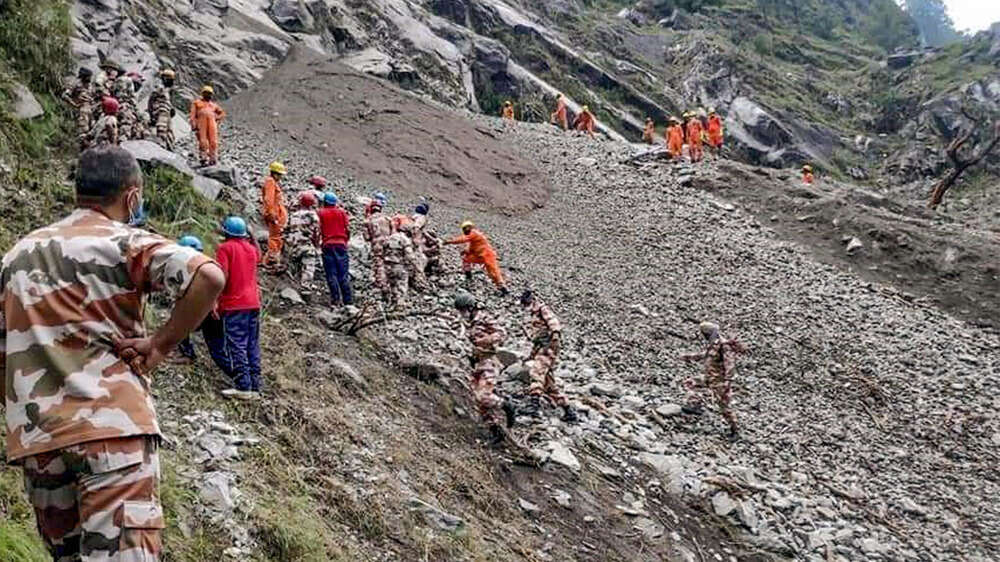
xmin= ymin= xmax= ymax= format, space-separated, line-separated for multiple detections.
xmin=422 ymin=231 xmax=442 ymax=258
xmin=364 ymin=213 xmax=392 ymax=245
xmin=147 ymin=85 xmax=173 ymax=121
xmin=113 ymin=75 xmax=137 ymax=106
xmin=286 ymin=209 xmax=320 ymax=255
xmin=62 ymin=79 xmax=93 ymax=112
xmin=91 ymin=115 xmax=119 ymax=145
xmin=0 ymin=208 xmax=214 ymax=462
xmin=411 ymin=214 xmax=428 ymax=249
xmin=384 ymin=231 xmax=416 ymax=266
xmin=466 ymin=309 xmax=506 ymax=359
xmin=681 ymin=337 xmax=746 ymax=382
xmin=94 ymin=75 xmax=114 ymax=104
xmin=526 ymin=299 xmax=562 ymax=347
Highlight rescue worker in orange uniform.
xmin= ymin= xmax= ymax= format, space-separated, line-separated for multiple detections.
xmin=802 ymin=164 xmax=814 ymax=184
xmin=190 ymin=85 xmax=226 ymax=166
xmin=685 ymin=111 xmax=704 ymax=163
xmin=666 ymin=117 xmax=684 ymax=159
xmin=573 ymin=105 xmax=596 ymax=139
xmin=642 ymin=117 xmax=656 ymax=144
xmin=706 ymin=108 xmax=724 ymax=154
xmin=501 ymin=100 xmax=515 ymax=121
xmin=550 ymin=93 xmax=568 ymax=130
xmin=445 ymin=221 xmax=509 ymax=296
xmin=261 ymin=161 xmax=289 ymax=270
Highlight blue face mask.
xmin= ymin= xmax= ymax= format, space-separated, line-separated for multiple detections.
xmin=127 ymin=191 xmax=146 ymax=227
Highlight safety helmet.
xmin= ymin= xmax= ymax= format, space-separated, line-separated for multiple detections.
xmin=200 ymin=85 xmax=214 ymax=96
xmin=454 ymin=291 xmax=477 ymax=310
xmin=160 ymin=68 xmax=176 ymax=79
xmin=78 ymin=67 xmax=93 ymax=79
xmin=101 ymin=96 xmax=120 ymax=115
xmin=582 ymin=105 xmax=590 ymax=112
xmin=460 ymin=220 xmax=474 ymax=230
xmin=299 ymin=191 xmax=317 ymax=208
xmin=323 ymin=192 xmax=339 ymax=206
xmin=222 ymin=216 xmax=248 ymax=238
xmin=708 ymin=107 xmax=717 ymax=114
xmin=699 ymin=321 xmax=720 ymax=340
xmin=100 ymin=59 xmax=121 ymax=72
xmin=178 ymin=235 xmax=204 ymax=252
xmin=519 ymin=290 xmax=534 ymax=307
xmin=308 ymin=175 xmax=327 ymax=188
xmin=505 ymin=100 xmax=512 ymax=106
xmin=803 ymin=164 xmax=813 ymax=171
xmin=373 ymin=191 xmax=388 ymax=203
xmin=269 ymin=161 xmax=287 ymax=175
xmin=415 ymin=203 xmax=429 ymax=215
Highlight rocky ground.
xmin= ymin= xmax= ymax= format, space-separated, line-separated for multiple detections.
xmin=210 ymin=89 xmax=1000 ymax=561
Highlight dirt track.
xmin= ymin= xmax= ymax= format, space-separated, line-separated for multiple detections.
xmin=227 ymin=46 xmax=548 ymax=214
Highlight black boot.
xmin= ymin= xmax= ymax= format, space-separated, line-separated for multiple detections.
xmin=562 ymin=404 xmax=579 ymax=423
xmin=522 ymin=395 xmax=542 ymax=418
xmin=681 ymin=403 xmax=704 ymax=416
xmin=497 ymin=286 xmax=510 ymax=297
xmin=488 ymin=424 xmax=506 ymax=446
xmin=502 ymin=398 xmax=517 ymax=428
xmin=464 ymin=271 xmax=473 ymax=283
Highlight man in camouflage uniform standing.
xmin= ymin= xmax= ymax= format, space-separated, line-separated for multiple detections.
xmin=363 ymin=198 xmax=393 ymax=301
xmin=62 ymin=67 xmax=94 ymax=150
xmin=286 ymin=191 xmax=322 ymax=296
xmin=384 ymin=224 xmax=417 ymax=310
xmin=91 ymin=97 xmax=121 ymax=146
xmin=114 ymin=70 xmax=144 ymax=141
xmin=680 ymin=321 xmax=747 ymax=440
xmin=454 ymin=292 xmax=516 ymax=445
xmin=94 ymin=59 xmax=120 ymax=107
xmin=147 ymin=69 xmax=177 ymax=151
xmin=422 ymin=230 xmax=444 ymax=277
xmin=520 ymin=291 xmax=578 ymax=422
xmin=0 ymin=146 xmax=225 ymax=561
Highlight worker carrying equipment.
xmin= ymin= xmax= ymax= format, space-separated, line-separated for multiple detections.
xmin=190 ymin=85 xmax=226 ymax=166
xmin=445 ymin=221 xmax=509 ymax=295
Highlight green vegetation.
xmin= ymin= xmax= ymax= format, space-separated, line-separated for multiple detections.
xmin=143 ymin=167 xmax=228 ymax=252
xmin=902 ymin=0 xmax=961 ymax=47
xmin=0 ymin=462 xmax=48 ymax=562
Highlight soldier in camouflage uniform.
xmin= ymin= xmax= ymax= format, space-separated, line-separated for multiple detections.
xmin=680 ymin=321 xmax=747 ymax=440
xmin=91 ymin=97 xmax=121 ymax=146
xmin=147 ymin=69 xmax=177 ymax=151
xmin=114 ymin=71 xmax=144 ymax=141
xmin=363 ymin=199 xmax=393 ymax=300
xmin=0 ymin=146 xmax=225 ymax=561
xmin=422 ymin=230 xmax=444 ymax=277
xmin=454 ymin=292 xmax=516 ymax=445
xmin=94 ymin=59 xmax=120 ymax=110
xmin=384 ymin=224 xmax=418 ymax=310
xmin=286 ymin=191 xmax=322 ymax=295
xmin=62 ymin=67 xmax=95 ymax=150
xmin=520 ymin=291 xmax=578 ymax=422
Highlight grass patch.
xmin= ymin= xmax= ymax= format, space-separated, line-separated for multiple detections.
xmin=254 ymin=496 xmax=345 ymax=562
xmin=0 ymin=463 xmax=48 ymax=562
xmin=144 ymin=166 xmax=229 ymax=252
xmin=160 ymin=457 xmax=230 ymax=562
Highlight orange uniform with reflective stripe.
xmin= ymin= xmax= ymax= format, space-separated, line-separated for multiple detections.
xmin=686 ymin=119 xmax=704 ymax=162
xmin=666 ymin=125 xmax=684 ymax=158
xmin=447 ymin=229 xmax=505 ymax=287
xmin=189 ymin=99 xmax=225 ymax=163
xmin=574 ymin=111 xmax=595 ymax=137
xmin=707 ymin=115 xmax=724 ymax=148
xmin=551 ymin=96 xmax=568 ymax=130
xmin=261 ymin=176 xmax=288 ymax=264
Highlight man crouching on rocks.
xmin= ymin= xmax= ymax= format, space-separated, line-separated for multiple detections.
xmin=680 ymin=321 xmax=746 ymax=441
xmin=454 ymin=292 xmax=516 ymax=445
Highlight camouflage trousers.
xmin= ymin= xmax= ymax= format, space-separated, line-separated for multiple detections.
xmin=76 ymin=109 xmax=93 ymax=150
xmin=528 ymin=344 xmax=568 ymax=407
xmin=424 ymin=254 xmax=443 ymax=276
xmin=370 ymin=244 xmax=389 ymax=297
xmin=386 ymin=261 xmax=409 ymax=308
xmin=407 ymin=256 xmax=430 ymax=292
xmin=684 ymin=370 xmax=736 ymax=430
xmin=118 ymin=107 xmax=142 ymax=141
xmin=153 ymin=112 xmax=174 ymax=152
xmin=21 ymin=436 xmax=164 ymax=562
xmin=470 ymin=357 xmax=504 ymax=427
xmin=292 ymin=248 xmax=320 ymax=291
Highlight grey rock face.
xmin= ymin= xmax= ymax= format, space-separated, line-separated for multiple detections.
xmin=11 ymin=83 xmax=43 ymax=120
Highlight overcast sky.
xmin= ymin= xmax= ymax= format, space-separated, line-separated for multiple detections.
xmin=943 ymin=0 xmax=1000 ymax=33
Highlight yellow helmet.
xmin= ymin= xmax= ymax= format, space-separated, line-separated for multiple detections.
xmin=160 ymin=68 xmax=176 ymax=79
xmin=269 ymin=161 xmax=287 ymax=175
xmin=504 ymin=100 xmax=512 ymax=106
xmin=582 ymin=105 xmax=590 ymax=112
xmin=803 ymin=164 xmax=813 ymax=171
xmin=460 ymin=220 xmax=475 ymax=229
xmin=200 ymin=85 xmax=214 ymax=95
xmin=708 ymin=107 xmax=717 ymax=114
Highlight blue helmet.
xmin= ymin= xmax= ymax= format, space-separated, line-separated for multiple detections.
xmin=415 ymin=203 xmax=429 ymax=215
xmin=222 ymin=216 xmax=248 ymax=238
xmin=373 ymin=191 xmax=388 ymax=203
xmin=323 ymin=191 xmax=339 ymax=206
xmin=178 ymin=235 xmax=204 ymax=252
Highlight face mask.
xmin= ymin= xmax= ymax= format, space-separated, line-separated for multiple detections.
xmin=127 ymin=190 xmax=146 ymax=226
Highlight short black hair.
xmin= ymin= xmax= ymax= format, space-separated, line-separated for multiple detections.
xmin=76 ymin=146 xmax=142 ymax=203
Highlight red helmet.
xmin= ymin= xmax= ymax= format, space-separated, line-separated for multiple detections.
xmin=101 ymin=96 xmax=120 ymax=115
xmin=299 ymin=191 xmax=317 ymax=208
xmin=308 ymin=176 xmax=327 ymax=188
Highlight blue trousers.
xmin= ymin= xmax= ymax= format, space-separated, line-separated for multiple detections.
xmin=204 ymin=310 xmax=261 ymax=391
xmin=322 ymin=245 xmax=353 ymax=305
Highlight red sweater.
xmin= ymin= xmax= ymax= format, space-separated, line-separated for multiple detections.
xmin=215 ymin=238 xmax=261 ymax=312
xmin=319 ymin=206 xmax=350 ymax=247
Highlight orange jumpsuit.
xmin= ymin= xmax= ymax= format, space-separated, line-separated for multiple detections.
xmin=573 ymin=111 xmax=595 ymax=138
xmin=447 ymin=229 xmax=505 ymax=287
xmin=707 ymin=115 xmax=724 ymax=149
xmin=550 ymin=96 xmax=568 ymax=130
xmin=261 ymin=176 xmax=288 ymax=265
xmin=502 ymin=106 xmax=515 ymax=121
xmin=642 ymin=121 xmax=655 ymax=144
xmin=666 ymin=125 xmax=684 ymax=158
xmin=686 ymin=119 xmax=704 ymax=162
xmin=190 ymin=99 xmax=225 ymax=164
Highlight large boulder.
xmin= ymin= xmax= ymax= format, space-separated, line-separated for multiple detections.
xmin=121 ymin=140 xmax=225 ymax=201
xmin=268 ymin=0 xmax=315 ymax=32
xmin=11 ymin=83 xmax=43 ymax=120
xmin=725 ymin=97 xmax=832 ymax=168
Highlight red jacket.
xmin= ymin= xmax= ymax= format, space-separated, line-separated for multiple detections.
xmin=319 ymin=206 xmax=350 ymax=247
xmin=215 ymin=238 xmax=261 ymax=312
